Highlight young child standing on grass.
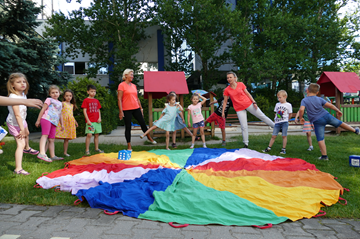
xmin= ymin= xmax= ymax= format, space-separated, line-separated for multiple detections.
xmin=295 ymin=87 xmax=314 ymax=151
xmin=299 ymin=83 xmax=359 ymax=161
xmin=205 ymin=96 xmax=233 ymax=146
xmin=81 ymin=85 xmax=104 ymax=156
xmin=263 ymin=90 xmax=292 ymax=155
xmin=140 ymin=93 xmax=185 ymax=150
xmin=188 ymin=93 xmax=207 ymax=149
xmin=55 ymin=90 xmax=78 ymax=157
xmin=167 ymin=91 xmax=193 ymax=148
xmin=6 ymin=73 xmax=39 ymax=175
xmin=35 ymin=85 xmax=64 ymax=162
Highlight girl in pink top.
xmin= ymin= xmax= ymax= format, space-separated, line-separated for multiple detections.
xmin=222 ymin=72 xmax=274 ymax=148
xmin=117 ymin=69 xmax=157 ymax=150
xmin=35 ymin=85 xmax=64 ymax=162
xmin=187 ymin=93 xmax=207 ymax=149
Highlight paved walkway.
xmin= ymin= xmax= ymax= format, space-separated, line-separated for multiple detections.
xmin=2 ymin=125 xmax=357 ymax=239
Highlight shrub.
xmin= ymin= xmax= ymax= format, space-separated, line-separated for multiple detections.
xmin=65 ymin=77 xmax=119 ymax=137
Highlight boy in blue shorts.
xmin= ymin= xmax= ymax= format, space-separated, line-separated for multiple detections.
xmin=263 ymin=90 xmax=292 ymax=154
xmin=299 ymin=83 xmax=359 ymax=160
xmin=81 ymin=85 xmax=104 ymax=156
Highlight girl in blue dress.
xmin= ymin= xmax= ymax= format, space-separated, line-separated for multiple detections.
xmin=140 ymin=93 xmax=185 ymax=150
xmin=168 ymin=91 xmax=193 ymax=148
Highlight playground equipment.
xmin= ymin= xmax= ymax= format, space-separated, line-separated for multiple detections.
xmin=143 ymin=71 xmax=216 ymax=138
xmin=317 ymin=71 xmax=360 ymax=134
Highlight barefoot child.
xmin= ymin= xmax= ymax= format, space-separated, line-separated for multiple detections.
xmin=140 ymin=93 xmax=184 ymax=150
xmin=299 ymin=83 xmax=360 ymax=160
xmin=6 ymin=73 xmax=39 ymax=175
xmin=188 ymin=93 xmax=207 ymax=149
xmin=55 ymin=90 xmax=78 ymax=157
xmin=168 ymin=91 xmax=193 ymax=148
xmin=263 ymin=90 xmax=292 ymax=155
xmin=35 ymin=85 xmax=64 ymax=162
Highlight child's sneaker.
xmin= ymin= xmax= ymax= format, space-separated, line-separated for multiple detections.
xmin=307 ymin=146 xmax=314 ymax=151
xmin=280 ymin=148 xmax=286 ymax=154
xmin=190 ymin=144 xmax=194 ymax=149
xmin=262 ymin=147 xmax=271 ymax=153
xmin=355 ymin=127 xmax=360 ymax=135
xmin=243 ymin=144 xmax=248 ymax=148
xmin=37 ymin=153 xmax=52 ymax=162
xmin=51 ymin=156 xmax=64 ymax=160
xmin=221 ymin=141 xmax=226 ymax=146
xmin=318 ymin=156 xmax=329 ymax=160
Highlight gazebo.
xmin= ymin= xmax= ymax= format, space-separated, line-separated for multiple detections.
xmin=144 ymin=71 xmax=215 ymax=138
xmin=317 ymin=71 xmax=360 ymax=133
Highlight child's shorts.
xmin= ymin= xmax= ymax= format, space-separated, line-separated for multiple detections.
xmin=313 ymin=114 xmax=342 ymax=141
xmin=85 ymin=122 xmax=102 ymax=134
xmin=206 ymin=113 xmax=225 ymax=129
xmin=7 ymin=121 xmax=28 ymax=137
xmin=303 ymin=121 xmax=313 ymax=132
xmin=192 ymin=120 xmax=205 ymax=129
xmin=41 ymin=118 xmax=57 ymax=139
xmin=272 ymin=122 xmax=289 ymax=136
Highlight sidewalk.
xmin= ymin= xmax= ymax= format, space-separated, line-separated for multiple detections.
xmin=1 ymin=203 xmax=359 ymax=239
xmin=2 ymin=125 xmax=355 ymax=239
xmin=28 ymin=124 xmax=305 ymax=147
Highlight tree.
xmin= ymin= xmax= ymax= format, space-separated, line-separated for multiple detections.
xmin=157 ymin=0 xmax=237 ymax=90
xmin=0 ymin=0 xmax=69 ymax=99
xmin=44 ymin=0 xmax=155 ymax=88
xmin=230 ymin=0 xmax=354 ymax=92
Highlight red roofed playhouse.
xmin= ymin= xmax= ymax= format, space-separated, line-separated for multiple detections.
xmin=317 ymin=72 xmax=360 ymax=133
xmin=144 ymin=71 xmax=216 ymax=138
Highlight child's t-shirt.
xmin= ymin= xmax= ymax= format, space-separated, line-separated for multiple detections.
xmin=81 ymin=98 xmax=102 ymax=123
xmin=215 ymin=97 xmax=233 ymax=118
xmin=6 ymin=93 xmax=27 ymax=127
xmin=42 ymin=98 xmax=62 ymax=126
xmin=274 ymin=102 xmax=292 ymax=124
xmin=300 ymin=96 xmax=328 ymax=123
xmin=118 ymin=82 xmax=139 ymax=110
xmin=187 ymin=103 xmax=204 ymax=123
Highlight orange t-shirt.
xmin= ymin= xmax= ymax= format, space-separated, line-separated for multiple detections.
xmin=118 ymin=82 xmax=140 ymax=111
xmin=224 ymin=82 xmax=252 ymax=112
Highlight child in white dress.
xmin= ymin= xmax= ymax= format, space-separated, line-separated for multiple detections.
xmin=140 ymin=93 xmax=185 ymax=150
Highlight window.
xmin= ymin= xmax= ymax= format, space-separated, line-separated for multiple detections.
xmin=75 ymin=62 xmax=86 ymax=74
xmin=64 ymin=62 xmax=74 ymax=74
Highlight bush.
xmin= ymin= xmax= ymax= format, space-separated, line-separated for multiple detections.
xmin=66 ymin=77 xmax=119 ymax=137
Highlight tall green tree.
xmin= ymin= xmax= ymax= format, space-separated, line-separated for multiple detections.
xmin=157 ymin=0 xmax=237 ymax=90
xmin=0 ymin=0 xmax=68 ymax=99
xmin=230 ymin=0 xmax=354 ymax=92
xmin=44 ymin=0 xmax=155 ymax=87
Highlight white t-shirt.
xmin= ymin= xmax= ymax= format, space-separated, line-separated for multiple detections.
xmin=6 ymin=93 xmax=27 ymax=127
xmin=274 ymin=102 xmax=292 ymax=124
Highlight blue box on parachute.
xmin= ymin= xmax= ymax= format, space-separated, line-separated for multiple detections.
xmin=349 ymin=155 xmax=360 ymax=167
xmin=118 ymin=150 xmax=132 ymax=160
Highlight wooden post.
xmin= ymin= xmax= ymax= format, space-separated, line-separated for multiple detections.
xmin=335 ymin=88 xmax=341 ymax=134
xmin=149 ymin=92 xmax=153 ymax=138
xmin=209 ymin=93 xmax=215 ymax=137
xmin=180 ymin=94 xmax=185 ymax=139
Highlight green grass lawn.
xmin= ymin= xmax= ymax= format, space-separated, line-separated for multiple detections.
xmin=0 ymin=132 xmax=359 ymax=218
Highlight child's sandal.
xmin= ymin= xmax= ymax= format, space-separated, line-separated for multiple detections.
xmin=13 ymin=169 xmax=30 ymax=175
xmin=172 ymin=143 xmax=177 ymax=148
xmin=95 ymin=149 xmax=104 ymax=153
xmin=85 ymin=151 xmax=91 ymax=156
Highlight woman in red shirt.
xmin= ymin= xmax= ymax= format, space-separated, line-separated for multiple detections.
xmin=118 ymin=69 xmax=157 ymax=150
xmin=222 ymin=72 xmax=274 ymax=148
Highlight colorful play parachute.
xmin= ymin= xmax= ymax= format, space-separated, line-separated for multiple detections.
xmin=36 ymin=148 xmax=344 ymax=227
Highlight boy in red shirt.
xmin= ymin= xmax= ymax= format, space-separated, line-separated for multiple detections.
xmin=81 ymin=85 xmax=104 ymax=155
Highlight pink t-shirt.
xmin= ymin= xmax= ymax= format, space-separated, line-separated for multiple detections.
xmin=118 ymin=82 xmax=139 ymax=111
xmin=187 ymin=103 xmax=204 ymax=124
xmin=42 ymin=98 xmax=62 ymax=126
xmin=224 ymin=82 xmax=252 ymax=112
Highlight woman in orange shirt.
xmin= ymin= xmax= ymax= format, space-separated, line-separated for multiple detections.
xmin=118 ymin=69 xmax=157 ymax=150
